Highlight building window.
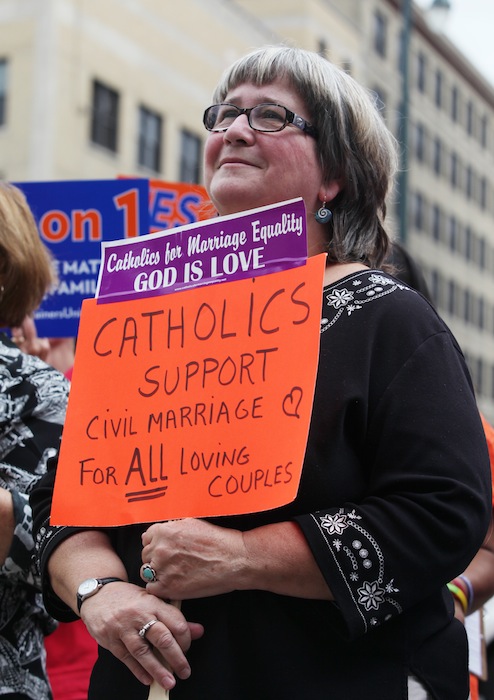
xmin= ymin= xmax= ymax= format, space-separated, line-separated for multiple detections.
xmin=434 ymin=70 xmax=443 ymax=108
xmin=478 ymin=297 xmax=485 ymax=330
xmin=450 ymin=152 xmax=458 ymax=188
xmin=432 ymin=204 xmax=441 ymax=241
xmin=466 ymin=100 xmax=474 ymax=136
xmin=0 ymin=59 xmax=7 ymax=126
xmin=417 ymin=52 xmax=426 ymax=93
xmin=448 ymin=215 xmax=457 ymax=250
xmin=465 ymin=226 xmax=473 ymax=260
xmin=431 ymin=269 xmax=440 ymax=307
xmin=317 ymin=39 xmax=328 ymax=58
xmin=179 ymin=130 xmax=201 ymax=183
xmin=373 ymin=11 xmax=387 ymax=58
xmin=90 ymin=80 xmax=119 ymax=152
xmin=414 ymin=123 xmax=426 ymax=162
xmin=465 ymin=166 xmax=473 ymax=200
xmin=447 ymin=279 xmax=457 ymax=315
xmin=413 ymin=192 xmax=425 ymax=231
xmin=138 ymin=105 xmax=162 ymax=172
xmin=479 ymin=238 xmax=486 ymax=270
xmin=451 ymin=86 xmax=459 ymax=122
xmin=480 ymin=177 xmax=487 ymax=210
xmin=433 ymin=138 xmax=442 ymax=176
xmin=480 ymin=115 xmax=488 ymax=148
xmin=463 ymin=289 xmax=471 ymax=323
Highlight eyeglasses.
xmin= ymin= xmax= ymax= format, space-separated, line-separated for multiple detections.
xmin=203 ymin=102 xmax=318 ymax=139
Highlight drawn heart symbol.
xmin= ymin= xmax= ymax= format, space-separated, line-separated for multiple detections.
xmin=282 ymin=387 xmax=303 ymax=418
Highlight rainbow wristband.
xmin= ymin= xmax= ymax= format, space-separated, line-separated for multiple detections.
xmin=447 ymin=582 xmax=469 ymax=615
xmin=457 ymin=574 xmax=474 ymax=612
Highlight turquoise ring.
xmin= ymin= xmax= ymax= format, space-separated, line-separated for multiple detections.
xmin=140 ymin=563 xmax=157 ymax=583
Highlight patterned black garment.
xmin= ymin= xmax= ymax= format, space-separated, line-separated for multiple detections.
xmin=32 ymin=271 xmax=491 ymax=700
xmin=0 ymin=334 xmax=69 ymax=699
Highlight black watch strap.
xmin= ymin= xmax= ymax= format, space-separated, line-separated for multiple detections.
xmin=76 ymin=577 xmax=124 ymax=613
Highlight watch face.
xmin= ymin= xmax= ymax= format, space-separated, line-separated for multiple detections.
xmin=78 ymin=578 xmax=99 ymax=597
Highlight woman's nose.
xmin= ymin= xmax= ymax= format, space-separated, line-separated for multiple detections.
xmin=223 ymin=114 xmax=255 ymax=142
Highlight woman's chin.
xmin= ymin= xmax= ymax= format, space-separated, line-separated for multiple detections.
xmin=211 ymin=188 xmax=281 ymax=217
xmin=213 ymin=193 xmax=260 ymax=217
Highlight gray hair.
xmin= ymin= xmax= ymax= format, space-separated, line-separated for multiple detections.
xmin=212 ymin=45 xmax=399 ymax=268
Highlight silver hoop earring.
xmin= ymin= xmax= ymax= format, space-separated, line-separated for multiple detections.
xmin=315 ymin=202 xmax=332 ymax=224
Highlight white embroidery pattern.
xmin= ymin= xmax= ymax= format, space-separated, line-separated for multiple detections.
xmin=357 ymin=580 xmax=386 ymax=611
xmin=321 ymin=271 xmax=411 ymax=334
xmin=320 ymin=511 xmax=349 ymax=535
xmin=326 ymin=288 xmax=355 ymax=309
xmin=317 ymin=506 xmax=402 ymax=631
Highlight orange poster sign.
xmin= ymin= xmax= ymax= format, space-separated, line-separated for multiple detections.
xmin=50 ymin=254 xmax=325 ymax=527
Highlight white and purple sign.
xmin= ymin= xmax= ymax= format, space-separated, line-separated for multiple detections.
xmin=96 ymin=198 xmax=307 ymax=303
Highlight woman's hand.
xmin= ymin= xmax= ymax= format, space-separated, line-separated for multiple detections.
xmin=142 ymin=518 xmax=333 ymax=602
xmin=11 ymin=315 xmax=75 ymax=373
xmin=79 ymin=579 xmax=204 ymax=691
xmin=141 ymin=518 xmax=246 ymax=600
xmin=46 ymin=530 xmax=204 ymax=690
xmin=11 ymin=316 xmax=51 ymax=361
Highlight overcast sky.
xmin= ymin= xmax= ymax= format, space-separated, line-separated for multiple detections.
xmin=414 ymin=0 xmax=494 ymax=86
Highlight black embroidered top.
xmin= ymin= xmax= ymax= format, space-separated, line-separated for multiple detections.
xmin=0 ymin=334 xmax=69 ymax=699
xmin=31 ymin=271 xmax=491 ymax=700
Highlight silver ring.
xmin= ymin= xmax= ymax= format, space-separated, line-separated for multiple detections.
xmin=140 ymin=563 xmax=157 ymax=583
xmin=138 ymin=619 xmax=158 ymax=638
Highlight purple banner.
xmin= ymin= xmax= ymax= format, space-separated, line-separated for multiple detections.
xmin=96 ymin=198 xmax=307 ymax=303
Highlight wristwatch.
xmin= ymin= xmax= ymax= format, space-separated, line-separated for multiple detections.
xmin=76 ymin=577 xmax=123 ymax=613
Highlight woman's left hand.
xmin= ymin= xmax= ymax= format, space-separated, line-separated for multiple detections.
xmin=141 ymin=518 xmax=246 ymax=600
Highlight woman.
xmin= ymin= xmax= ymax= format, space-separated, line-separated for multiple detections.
xmin=0 ymin=182 xmax=70 ymax=699
xmin=389 ymin=242 xmax=494 ymax=699
xmin=31 ymin=47 xmax=491 ymax=699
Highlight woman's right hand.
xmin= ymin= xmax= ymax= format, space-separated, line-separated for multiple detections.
xmin=79 ymin=580 xmax=204 ymax=691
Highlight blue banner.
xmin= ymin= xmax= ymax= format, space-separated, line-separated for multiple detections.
xmin=15 ymin=179 xmax=150 ymax=337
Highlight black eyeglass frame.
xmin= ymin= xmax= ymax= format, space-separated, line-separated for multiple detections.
xmin=203 ymin=102 xmax=319 ymax=139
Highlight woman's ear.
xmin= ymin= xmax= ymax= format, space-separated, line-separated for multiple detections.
xmin=319 ymin=180 xmax=342 ymax=204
